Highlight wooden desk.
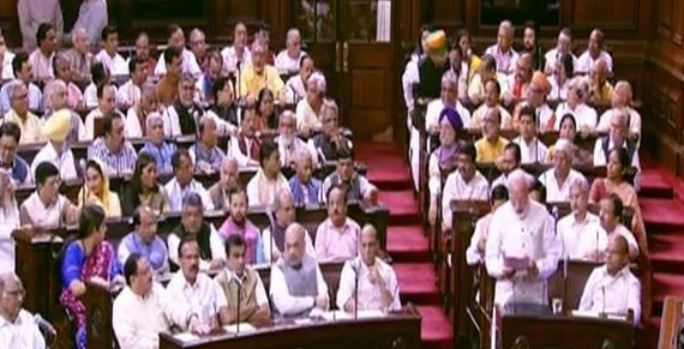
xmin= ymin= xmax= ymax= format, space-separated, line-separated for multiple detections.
xmin=159 ymin=309 xmax=422 ymax=349
xmin=658 ymin=296 xmax=683 ymax=349
xmin=502 ymin=308 xmax=634 ymax=349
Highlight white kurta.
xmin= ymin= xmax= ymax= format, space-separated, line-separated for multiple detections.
xmin=275 ymin=50 xmax=306 ymax=74
xmin=117 ymin=80 xmax=142 ymax=109
xmin=597 ymin=107 xmax=642 ymax=137
xmin=163 ymin=177 xmax=214 ymax=212
xmin=30 ymin=142 xmax=78 ymax=181
xmin=538 ymin=168 xmax=586 ymax=203
xmin=0 ymin=309 xmax=46 ymax=349
xmin=578 ymin=265 xmax=640 ymax=325
xmin=512 ymin=136 xmax=549 ymax=165
xmin=166 ymin=272 xmax=227 ymax=323
xmin=592 ymin=137 xmax=641 ymax=170
xmin=166 ymin=224 xmax=226 ymax=271
xmin=557 ymin=212 xmax=605 ymax=260
xmin=441 ymin=171 xmax=490 ymax=230
xmin=554 ymin=102 xmax=598 ymax=131
xmin=95 ymin=50 xmax=128 ymax=76
xmin=112 ymin=284 xmax=191 ymax=349
xmin=20 ymin=192 xmax=71 ymax=228
xmin=154 ymin=49 xmax=201 ymax=77
xmin=262 ymin=226 xmax=316 ymax=264
xmin=0 ymin=199 xmax=20 ymax=273
xmin=269 ymin=255 xmax=329 ymax=316
xmin=424 ymin=99 xmax=471 ymax=132
xmin=543 ymin=48 xmax=578 ymax=74
xmin=576 ymin=50 xmax=613 ymax=74
xmin=336 ymin=256 xmax=401 ymax=311
xmin=485 ymin=200 xmax=561 ymax=306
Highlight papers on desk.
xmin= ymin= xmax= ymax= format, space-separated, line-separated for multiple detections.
xmin=174 ymin=332 xmax=200 ymax=342
xmin=319 ymin=310 xmax=387 ymax=321
xmin=224 ymin=323 xmax=257 ymax=334
xmin=571 ymin=310 xmax=629 ymax=321
xmin=571 ymin=310 xmax=600 ymax=318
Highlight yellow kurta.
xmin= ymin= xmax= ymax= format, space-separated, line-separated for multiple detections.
xmin=2 ymin=109 xmax=45 ymax=144
xmin=238 ymin=64 xmax=284 ymax=100
xmin=475 ymin=136 xmax=509 ymax=163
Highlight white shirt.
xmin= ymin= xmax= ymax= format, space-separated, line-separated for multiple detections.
xmin=425 ymin=99 xmax=471 ymax=132
xmin=220 ymin=46 xmax=252 ymax=74
xmin=558 ymin=212 xmax=605 ymax=260
xmin=1 ymin=50 xmax=15 ymax=80
xmin=284 ymin=75 xmax=307 ymax=104
xmin=246 ymin=170 xmax=290 ymax=207
xmin=597 ymin=107 xmax=642 ymax=137
xmin=548 ymin=77 xmax=571 ymax=101
xmin=578 ymin=265 xmax=640 ymax=325
xmin=227 ymin=136 xmax=258 ymax=168
xmin=538 ymin=168 xmax=586 ymax=203
xmin=83 ymin=83 xmax=120 ymax=110
xmin=163 ymin=177 xmax=214 ymax=212
xmin=0 ymin=309 xmax=46 ymax=349
xmin=485 ymin=200 xmax=561 ymax=306
xmin=275 ymin=50 xmax=306 ymax=74
xmin=554 ymin=102 xmax=598 ymax=131
xmin=470 ymin=104 xmax=512 ymax=130
xmin=166 ymin=272 xmax=227 ymax=324
xmin=543 ymin=48 xmax=578 ymax=73
xmin=262 ymin=226 xmax=315 ymax=264
xmin=166 ymin=225 xmax=226 ymax=271
xmin=28 ymin=50 xmax=54 ymax=80
xmin=124 ymin=108 xmax=144 ymax=139
xmin=269 ymin=255 xmax=329 ymax=316
xmin=84 ymin=108 xmax=103 ymax=139
xmin=117 ymin=80 xmax=142 ymax=109
xmin=513 ymin=136 xmax=549 ymax=165
xmin=0 ymin=81 xmax=42 ymax=114
xmin=154 ymin=49 xmax=201 ymax=77
xmin=21 ymin=192 xmax=70 ymax=229
xmin=336 ymin=256 xmax=401 ymax=311
xmin=484 ymin=45 xmax=519 ymax=75
xmin=576 ymin=50 xmax=613 ymax=74
xmin=441 ymin=170 xmax=490 ymax=230
xmin=30 ymin=142 xmax=77 ymax=181
xmin=603 ymin=224 xmax=640 ymax=258
xmin=295 ymin=99 xmax=323 ymax=132
xmin=592 ymin=137 xmax=641 ymax=170
xmin=95 ymin=50 xmax=128 ymax=76
xmin=466 ymin=213 xmax=492 ymax=266
xmin=401 ymin=56 xmax=420 ymax=110
xmin=113 ymin=284 xmax=191 ymax=349
xmin=0 ymin=199 xmax=20 ymax=273
xmin=275 ymin=135 xmax=318 ymax=168
xmin=165 ymin=104 xmax=203 ymax=138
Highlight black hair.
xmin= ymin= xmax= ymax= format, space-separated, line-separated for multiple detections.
xmin=171 ymin=148 xmax=191 ymax=171
xmin=211 ymin=77 xmax=231 ymax=103
xmin=0 ymin=122 xmax=21 ymax=143
xmin=77 ymin=204 xmax=106 ymax=239
xmin=11 ymin=51 xmax=29 ymax=77
xmin=481 ymin=54 xmax=497 ymax=71
xmin=96 ymin=82 xmax=114 ymax=100
xmin=164 ymin=46 xmax=183 ymax=65
xmin=128 ymin=55 xmax=145 ymax=75
xmin=102 ymin=111 xmax=123 ymax=135
xmin=224 ymin=233 xmax=246 ymax=256
xmin=611 ymin=147 xmax=631 ymax=170
xmin=491 ymin=184 xmax=509 ymax=203
xmin=130 ymin=152 xmax=159 ymax=197
xmin=336 ymin=144 xmax=354 ymax=161
xmin=91 ymin=62 xmax=108 ymax=84
xmin=35 ymin=161 xmax=58 ymax=186
xmin=326 ymin=183 xmax=348 ymax=203
xmin=178 ymin=234 xmax=199 ymax=259
xmin=484 ymin=77 xmax=500 ymax=95
xmin=299 ymin=54 xmax=313 ymax=67
xmin=530 ymin=180 xmax=547 ymax=202
xmin=36 ymin=23 xmax=53 ymax=46
xmin=504 ymin=142 xmax=522 ymax=164
xmin=519 ymin=105 xmax=537 ymax=124
xmin=607 ymin=193 xmax=624 ymax=220
xmin=259 ymin=140 xmax=279 ymax=168
xmin=124 ymin=253 xmax=143 ymax=286
xmin=559 ymin=113 xmax=577 ymax=130
xmin=167 ymin=23 xmax=182 ymax=37
xmin=559 ymin=52 xmax=574 ymax=76
xmin=523 ymin=20 xmax=539 ymax=39
xmin=458 ymin=140 xmax=477 ymax=163
xmin=101 ymin=25 xmax=118 ymax=41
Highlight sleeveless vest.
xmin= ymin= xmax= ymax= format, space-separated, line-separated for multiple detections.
xmin=217 ymin=268 xmax=260 ymax=312
xmin=276 ymin=254 xmax=319 ymax=318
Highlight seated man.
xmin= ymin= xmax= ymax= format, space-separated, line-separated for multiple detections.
xmin=467 ymin=54 xmax=500 ymax=105
xmin=578 ymin=234 xmax=640 ymax=326
xmin=53 ymin=53 xmax=84 ymax=110
xmin=218 ymin=188 xmax=265 ymax=265
xmin=167 ymin=236 xmax=226 ymax=328
xmin=315 ymin=185 xmax=361 ymax=263
xmin=83 ymin=62 xmax=117 ymax=110
xmin=320 ymin=146 xmax=377 ymax=203
xmin=597 ymin=81 xmax=641 ymax=139
xmin=125 ymin=82 xmax=162 ymax=138
xmin=208 ymin=156 xmax=240 ymax=211
xmin=513 ymin=105 xmax=548 ymax=164
xmin=129 ymin=32 xmax=156 ymax=76
xmin=28 ymin=23 xmax=56 ymax=82
xmin=425 ymin=74 xmax=471 ymax=133
xmin=308 ymin=99 xmax=352 ymax=163
xmin=587 ymin=59 xmax=613 ymax=105
xmin=168 ymin=193 xmax=226 ymax=270
xmin=139 ymin=113 xmax=177 ymax=173
xmin=216 ymin=234 xmax=271 ymax=326
xmin=94 ymin=25 xmax=128 ymax=76
xmin=117 ymin=56 xmax=147 ymax=109
xmin=440 ymin=141 xmax=491 ymax=231
xmin=554 ymin=77 xmax=597 ymax=133
xmin=84 ymin=82 xmax=119 ymax=139
xmin=284 ymin=55 xmax=317 ymax=104
xmin=118 ymin=205 xmax=170 ymax=278
xmin=87 ymin=111 xmax=138 ymax=176
xmin=484 ymin=21 xmax=518 ymax=76
xmin=189 ymin=116 xmax=225 ymax=174
xmin=576 ymin=29 xmax=613 ymax=74
xmin=427 ymin=111 xmax=463 ymax=225
xmin=189 ymin=28 xmax=208 ymax=71
xmin=593 ymin=109 xmax=640 ymax=170
xmin=500 ymin=52 xmax=533 ymax=104
xmin=337 ymin=224 xmax=401 ymax=312
xmin=270 ymin=223 xmax=329 ymax=318
xmin=0 ymin=52 xmax=42 ymax=114
xmin=164 ymin=149 xmax=213 ymax=211
xmin=31 ymin=110 xmax=78 ymax=180
xmin=599 ymin=194 xmax=639 ymax=260
xmin=295 ymin=72 xmax=326 ymax=135
xmin=275 ymin=28 xmax=306 ymax=74
xmin=469 ymin=78 xmax=512 ymax=130
xmin=466 ymin=185 xmax=509 ymax=266
xmin=153 ymin=24 xmax=201 ymax=77
xmin=239 ymin=40 xmax=284 ymax=100
xmin=543 ymin=28 xmax=577 ymax=75
xmin=156 ymin=46 xmax=182 ymax=107
xmin=558 ymin=179 xmax=605 ymax=261
xmin=206 ymin=77 xmax=239 ymax=136
xmin=492 ymin=143 xmax=521 ymax=189
xmin=167 ymin=74 xmax=204 ymax=137
xmin=0 ymin=123 xmax=32 ymax=184
xmin=263 ymin=190 xmax=315 ymax=263
xmin=289 ymin=151 xmax=322 ymax=206
xmin=195 ymin=50 xmax=222 ymax=105
xmin=247 ymin=140 xmax=289 ymax=207
xmin=42 ymin=79 xmax=88 ymax=143
xmin=0 ymin=272 xmax=47 ymax=349
xmin=228 ymin=107 xmax=260 ymax=168
xmin=20 ymin=162 xmax=78 ymax=227
xmin=2 ymin=80 xmax=44 ymax=144
xmin=0 ymin=29 xmax=14 ymax=80
xmin=221 ymin=22 xmax=251 ymax=74
xmin=276 ymin=110 xmax=317 ymax=168
xmin=113 ymin=254 xmax=209 ymax=349
xmin=474 ymin=108 xmax=509 ymax=163
xmin=512 ymin=71 xmax=555 ymax=132
xmin=538 ymin=139 xmax=586 ymax=202
xmin=64 ymin=27 xmax=92 ymax=86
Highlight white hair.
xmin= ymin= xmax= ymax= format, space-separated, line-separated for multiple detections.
xmin=507 ymin=169 xmax=533 ymax=189
xmin=189 ymin=28 xmax=205 ymax=42
xmin=499 ymin=20 xmax=514 ymax=36
xmin=554 ymin=138 xmax=575 ymax=159
xmin=5 ymin=80 xmax=24 ymax=101
xmin=145 ymin=112 xmax=164 ymax=130
xmin=307 ymin=72 xmax=326 ymax=93
xmin=286 ymin=28 xmax=301 ymax=42
xmin=570 ymin=176 xmax=589 ymax=193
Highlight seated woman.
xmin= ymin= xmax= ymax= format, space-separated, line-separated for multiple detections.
xmin=546 ymin=113 xmax=593 ymax=166
xmin=427 ymin=107 xmax=461 ymax=226
xmin=60 ymin=204 xmax=124 ymax=349
xmin=78 ymin=159 xmax=122 ymax=218
xmin=255 ymin=88 xmax=277 ymax=131
xmin=121 ymin=153 xmax=171 ymax=216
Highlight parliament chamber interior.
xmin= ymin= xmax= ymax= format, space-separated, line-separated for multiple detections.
xmin=1 ymin=0 xmax=684 ymax=348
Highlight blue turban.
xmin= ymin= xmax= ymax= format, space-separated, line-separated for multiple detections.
xmin=439 ymin=106 xmax=463 ymax=131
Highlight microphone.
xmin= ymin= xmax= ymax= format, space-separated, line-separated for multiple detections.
xmin=351 ymin=258 xmax=360 ymax=320
xmin=231 ymin=272 xmax=242 ymax=335
xmin=34 ymin=314 xmax=57 ymax=337
xmin=265 ymin=206 xmax=276 ymax=264
xmin=317 ymin=147 xmax=327 ymax=163
xmin=601 ymin=285 xmax=606 ymax=316
xmin=595 ymin=230 xmax=600 ymax=263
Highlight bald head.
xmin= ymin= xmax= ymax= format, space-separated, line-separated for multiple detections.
xmin=360 ymin=224 xmax=380 ymax=265
xmin=220 ymin=156 xmax=239 ymax=190
xmin=508 ymin=169 xmax=531 ymax=216
xmin=606 ymin=233 xmax=630 ymax=274
xmin=273 ymin=189 xmax=296 ymax=226
xmin=284 ymin=223 xmax=307 ymax=265
xmin=0 ymin=272 xmax=24 ymax=320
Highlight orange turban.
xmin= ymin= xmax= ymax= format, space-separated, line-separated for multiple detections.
xmin=425 ymin=30 xmax=447 ymax=54
xmin=531 ymin=71 xmax=550 ymax=94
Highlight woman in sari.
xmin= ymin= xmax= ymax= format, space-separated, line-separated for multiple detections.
xmin=546 ymin=113 xmax=593 ymax=166
xmin=78 ymin=159 xmax=122 ymax=218
xmin=589 ymin=146 xmax=651 ymax=321
xmin=256 ymin=88 xmax=278 ymax=131
xmin=121 ymin=152 xmax=171 ymax=216
xmin=60 ymin=204 xmax=124 ymax=349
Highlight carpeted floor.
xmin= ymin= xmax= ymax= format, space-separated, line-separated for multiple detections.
xmin=357 ymin=141 xmax=684 ymax=349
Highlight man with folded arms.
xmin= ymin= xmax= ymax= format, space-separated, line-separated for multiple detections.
xmin=270 ymin=223 xmax=329 ymax=318
xmin=216 ymin=234 xmax=271 ymax=326
xmin=337 ymin=225 xmax=401 ymax=313
xmin=113 ymin=254 xmax=210 ymax=349
xmin=578 ymin=234 xmax=641 ymax=326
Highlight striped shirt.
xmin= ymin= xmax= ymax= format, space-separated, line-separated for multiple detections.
xmin=88 ymin=137 xmax=138 ymax=176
